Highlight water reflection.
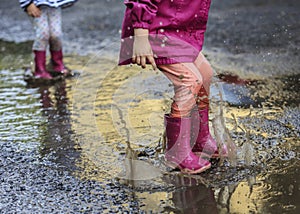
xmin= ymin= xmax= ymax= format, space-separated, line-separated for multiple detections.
xmin=162 ymin=174 xmax=218 ymax=214
xmin=33 ymin=80 xmax=81 ymax=170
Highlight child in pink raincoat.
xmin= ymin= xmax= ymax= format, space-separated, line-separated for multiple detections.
xmin=119 ymin=0 xmax=228 ymax=174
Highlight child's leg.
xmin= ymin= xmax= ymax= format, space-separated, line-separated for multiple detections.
xmin=193 ymin=53 xmax=214 ymax=110
xmin=32 ymin=8 xmax=52 ymax=79
xmin=158 ymin=63 xmax=203 ymax=118
xmin=194 ymin=53 xmax=214 ymax=95
xmin=191 ymin=53 xmax=228 ymax=158
xmin=159 ymin=63 xmax=211 ymax=174
xmin=32 ymin=7 xmax=50 ymax=51
xmin=48 ymin=7 xmax=62 ymax=51
xmin=47 ymin=7 xmax=66 ymax=73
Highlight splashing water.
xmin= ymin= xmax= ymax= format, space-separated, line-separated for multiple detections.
xmin=112 ymin=103 xmax=162 ymax=186
xmin=211 ymin=82 xmax=237 ymax=167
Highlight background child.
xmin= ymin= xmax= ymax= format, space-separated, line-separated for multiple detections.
xmin=119 ymin=0 xmax=228 ymax=174
xmin=19 ymin=0 xmax=77 ymax=79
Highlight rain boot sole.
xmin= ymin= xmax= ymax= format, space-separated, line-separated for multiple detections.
xmin=24 ymin=69 xmax=64 ymax=86
xmin=194 ymin=151 xmax=228 ymax=159
xmin=165 ymin=160 xmax=211 ymax=174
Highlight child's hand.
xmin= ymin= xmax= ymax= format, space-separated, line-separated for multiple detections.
xmin=132 ymin=28 xmax=157 ymax=70
xmin=27 ymin=3 xmax=41 ymax=17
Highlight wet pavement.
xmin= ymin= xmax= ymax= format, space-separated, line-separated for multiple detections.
xmin=0 ymin=0 xmax=299 ymax=213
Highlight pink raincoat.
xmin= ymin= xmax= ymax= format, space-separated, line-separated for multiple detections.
xmin=119 ymin=0 xmax=212 ymax=65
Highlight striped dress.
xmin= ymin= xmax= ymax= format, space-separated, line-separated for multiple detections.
xmin=19 ymin=0 xmax=77 ymax=9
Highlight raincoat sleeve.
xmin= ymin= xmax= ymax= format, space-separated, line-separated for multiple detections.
xmin=19 ymin=0 xmax=33 ymax=10
xmin=124 ymin=0 xmax=161 ymax=29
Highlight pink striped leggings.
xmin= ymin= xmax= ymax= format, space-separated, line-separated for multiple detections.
xmin=158 ymin=53 xmax=213 ymax=118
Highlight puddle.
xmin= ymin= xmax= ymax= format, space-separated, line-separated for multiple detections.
xmin=0 ymin=40 xmax=299 ymax=213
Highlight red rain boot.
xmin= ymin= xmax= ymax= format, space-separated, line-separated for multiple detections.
xmin=164 ymin=114 xmax=211 ymax=174
xmin=50 ymin=50 xmax=68 ymax=76
xmin=33 ymin=50 xmax=52 ymax=79
xmin=191 ymin=108 xmax=228 ymax=158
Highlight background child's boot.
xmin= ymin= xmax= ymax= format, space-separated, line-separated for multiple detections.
xmin=33 ymin=50 xmax=52 ymax=79
xmin=164 ymin=114 xmax=211 ymax=174
xmin=50 ymin=50 xmax=69 ymax=76
xmin=191 ymin=108 xmax=228 ymax=158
